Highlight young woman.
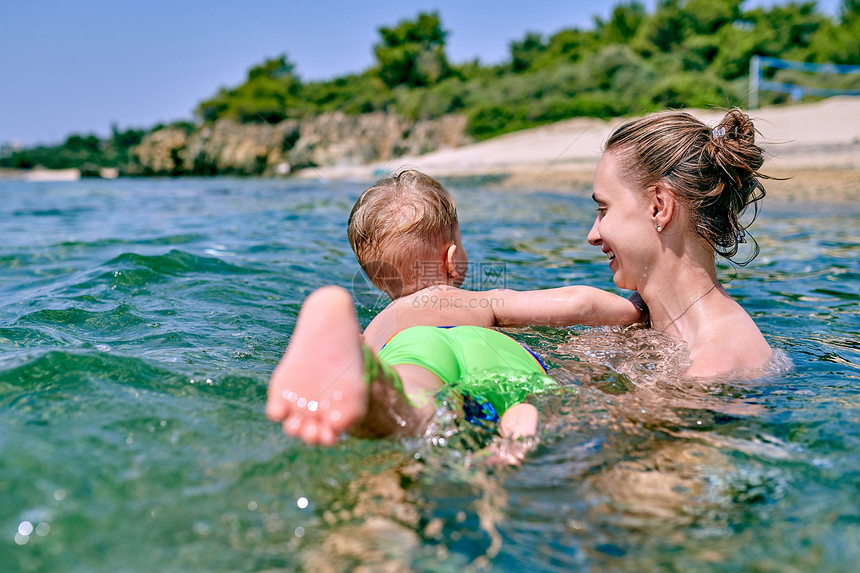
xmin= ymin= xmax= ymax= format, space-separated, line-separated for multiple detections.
xmin=588 ymin=108 xmax=773 ymax=377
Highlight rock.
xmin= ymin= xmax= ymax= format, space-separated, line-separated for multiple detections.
xmin=128 ymin=112 xmax=469 ymax=177
xmin=126 ymin=127 xmax=188 ymax=176
xmin=183 ymin=119 xmax=300 ymax=175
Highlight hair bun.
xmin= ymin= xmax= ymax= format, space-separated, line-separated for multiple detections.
xmin=705 ymin=108 xmax=764 ymax=190
xmin=716 ymin=108 xmax=757 ymax=146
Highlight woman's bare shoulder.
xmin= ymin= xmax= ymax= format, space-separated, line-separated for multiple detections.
xmin=686 ymin=309 xmax=772 ymax=377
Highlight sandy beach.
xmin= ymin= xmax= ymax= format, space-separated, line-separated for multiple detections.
xmin=300 ymin=97 xmax=860 ymax=200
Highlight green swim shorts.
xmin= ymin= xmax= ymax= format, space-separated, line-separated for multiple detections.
xmin=377 ymin=325 xmax=556 ymax=420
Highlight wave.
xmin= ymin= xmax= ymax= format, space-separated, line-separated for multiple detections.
xmin=105 ymin=249 xmax=262 ymax=276
xmin=15 ymin=303 xmax=149 ymax=331
xmin=0 ymin=349 xmax=265 ymax=403
xmin=0 ymin=326 xmax=68 ymax=348
xmin=53 ymin=234 xmax=208 ymax=249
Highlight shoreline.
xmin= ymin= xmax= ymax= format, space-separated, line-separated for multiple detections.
xmin=5 ymin=98 xmax=859 ymax=200
xmin=297 ymin=97 xmax=860 ymax=201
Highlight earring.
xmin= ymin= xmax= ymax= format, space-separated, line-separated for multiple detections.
xmin=656 ymin=223 xmax=662 ymax=232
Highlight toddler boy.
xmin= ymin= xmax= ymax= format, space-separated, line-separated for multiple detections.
xmin=266 ymin=171 xmax=644 ymax=458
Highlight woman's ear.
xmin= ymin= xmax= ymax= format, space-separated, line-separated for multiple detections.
xmin=651 ymin=183 xmax=676 ymax=232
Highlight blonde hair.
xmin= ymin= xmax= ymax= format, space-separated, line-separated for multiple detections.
xmin=606 ymin=108 xmax=767 ymax=264
xmin=347 ymin=170 xmax=459 ymax=297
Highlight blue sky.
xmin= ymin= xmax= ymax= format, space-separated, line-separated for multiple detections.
xmin=0 ymin=0 xmax=842 ymax=146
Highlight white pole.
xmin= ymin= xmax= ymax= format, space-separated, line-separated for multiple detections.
xmin=750 ymin=55 xmax=760 ymax=110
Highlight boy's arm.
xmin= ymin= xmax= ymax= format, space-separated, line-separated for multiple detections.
xmin=488 ymin=286 xmax=646 ymax=327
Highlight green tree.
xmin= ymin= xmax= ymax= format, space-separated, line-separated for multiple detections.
xmin=682 ymin=0 xmax=742 ymax=34
xmin=301 ymin=72 xmax=393 ymax=115
xmin=808 ymin=0 xmax=860 ymax=64
xmin=595 ymin=1 xmax=647 ymax=44
xmin=374 ymin=12 xmax=452 ymax=88
xmin=841 ymin=0 xmax=860 ymax=17
xmin=809 ymin=12 xmax=860 ymax=64
xmin=649 ymin=71 xmax=728 ymax=108
xmin=710 ymin=2 xmax=825 ymax=79
xmin=510 ymin=32 xmax=546 ymax=73
xmin=196 ymin=54 xmax=302 ymax=123
xmin=632 ymin=0 xmax=688 ymax=55
xmin=542 ymin=28 xmax=597 ymax=65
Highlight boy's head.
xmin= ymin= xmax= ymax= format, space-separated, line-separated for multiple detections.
xmin=348 ymin=170 xmax=466 ymax=298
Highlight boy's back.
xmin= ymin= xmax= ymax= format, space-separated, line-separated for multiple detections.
xmin=362 ymin=285 xmax=497 ymax=352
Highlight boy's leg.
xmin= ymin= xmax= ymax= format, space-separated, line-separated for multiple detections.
xmin=350 ymin=363 xmax=440 ymax=439
xmin=266 ymin=286 xmax=440 ymax=445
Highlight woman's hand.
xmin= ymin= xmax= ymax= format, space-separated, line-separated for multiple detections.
xmin=629 ymin=291 xmax=649 ymax=323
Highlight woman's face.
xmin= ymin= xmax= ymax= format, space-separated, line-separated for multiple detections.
xmin=587 ymin=151 xmax=656 ymax=291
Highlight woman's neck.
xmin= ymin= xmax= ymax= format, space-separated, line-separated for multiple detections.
xmin=640 ymin=251 xmax=719 ymax=337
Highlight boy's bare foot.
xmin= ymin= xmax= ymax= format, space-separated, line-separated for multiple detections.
xmin=266 ymin=286 xmax=367 ymax=445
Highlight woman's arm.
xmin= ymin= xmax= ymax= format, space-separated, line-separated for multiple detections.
xmin=488 ymin=286 xmax=645 ymax=327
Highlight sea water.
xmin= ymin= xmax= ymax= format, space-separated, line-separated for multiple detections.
xmin=1 ymin=177 xmax=858 ymax=571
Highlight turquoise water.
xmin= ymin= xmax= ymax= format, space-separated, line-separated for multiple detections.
xmin=1 ymin=178 xmax=858 ymax=571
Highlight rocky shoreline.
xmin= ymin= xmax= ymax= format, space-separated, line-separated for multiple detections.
xmin=6 ymin=98 xmax=858 ymax=201
xmin=126 ymin=112 xmax=469 ymax=177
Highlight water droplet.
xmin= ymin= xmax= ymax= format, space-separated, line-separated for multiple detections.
xmin=330 ymin=410 xmax=342 ymax=422
xmin=294 ymin=526 xmax=305 ymax=538
xmin=54 ymin=489 xmax=67 ymax=501
xmin=248 ymin=501 xmax=258 ymax=511
xmin=18 ymin=521 xmax=34 ymax=536
xmin=332 ymin=390 xmax=343 ymax=401
xmin=193 ymin=521 xmax=213 ymax=536
xmin=14 ymin=533 xmax=29 ymax=545
xmin=297 ymin=397 xmax=307 ymax=408
xmin=35 ymin=523 xmax=50 ymax=536
xmin=307 ymin=401 xmax=318 ymax=412
xmin=297 ymin=497 xmax=309 ymax=509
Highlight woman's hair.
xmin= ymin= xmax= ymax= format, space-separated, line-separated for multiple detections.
xmin=605 ymin=108 xmax=768 ymax=264
xmin=347 ymin=170 xmax=458 ymax=296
